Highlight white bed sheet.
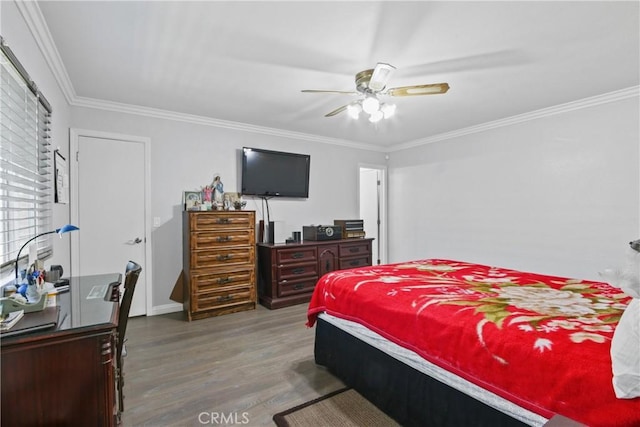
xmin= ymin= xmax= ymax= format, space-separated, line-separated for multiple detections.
xmin=319 ymin=312 xmax=548 ymax=427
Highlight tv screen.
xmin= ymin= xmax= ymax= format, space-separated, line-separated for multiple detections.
xmin=241 ymin=147 xmax=310 ymax=198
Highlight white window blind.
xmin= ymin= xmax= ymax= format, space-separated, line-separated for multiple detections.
xmin=0 ymin=37 xmax=53 ymax=276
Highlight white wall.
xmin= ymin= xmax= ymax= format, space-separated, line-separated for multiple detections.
xmin=1 ymin=1 xmax=73 ymax=282
xmin=387 ymin=96 xmax=639 ymax=281
xmin=70 ymin=107 xmax=386 ymax=312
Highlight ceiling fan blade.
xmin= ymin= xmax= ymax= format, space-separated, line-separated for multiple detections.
xmin=325 ymin=104 xmax=350 ymax=117
xmin=302 ymin=89 xmax=358 ymax=95
xmin=368 ymin=62 xmax=396 ymax=92
xmin=386 ymin=83 xmax=450 ymax=97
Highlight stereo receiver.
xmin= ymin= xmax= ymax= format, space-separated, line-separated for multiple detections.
xmin=302 ymin=225 xmax=342 ymax=241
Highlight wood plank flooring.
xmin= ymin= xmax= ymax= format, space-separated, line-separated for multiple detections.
xmin=120 ymin=303 xmax=344 ymax=426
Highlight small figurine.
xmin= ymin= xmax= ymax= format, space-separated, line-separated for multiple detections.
xmin=202 ymin=186 xmax=213 ymax=202
xmin=212 ymin=174 xmax=224 ymax=204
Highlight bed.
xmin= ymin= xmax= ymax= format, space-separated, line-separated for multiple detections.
xmin=306 ymin=259 xmax=640 ymax=427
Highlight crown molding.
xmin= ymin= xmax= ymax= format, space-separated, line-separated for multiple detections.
xmin=68 ymin=86 xmax=639 ymax=154
xmin=391 ymin=86 xmax=640 ymax=152
xmin=71 ymin=96 xmax=383 ymax=151
xmin=15 ymin=0 xmax=77 ymax=104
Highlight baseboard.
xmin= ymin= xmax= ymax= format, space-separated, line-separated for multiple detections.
xmin=149 ymin=302 xmax=183 ymax=316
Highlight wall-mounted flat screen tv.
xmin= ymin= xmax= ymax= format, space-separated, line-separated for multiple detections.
xmin=241 ymin=147 xmax=310 ymax=198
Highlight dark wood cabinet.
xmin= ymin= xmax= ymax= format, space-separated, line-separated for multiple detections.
xmin=183 ymin=211 xmax=256 ymax=320
xmin=1 ymin=274 xmax=121 ymax=427
xmin=257 ymin=238 xmax=373 ymax=309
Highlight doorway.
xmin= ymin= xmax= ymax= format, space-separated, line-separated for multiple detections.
xmin=69 ymin=129 xmax=151 ymax=317
xmin=359 ymin=165 xmax=387 ymax=265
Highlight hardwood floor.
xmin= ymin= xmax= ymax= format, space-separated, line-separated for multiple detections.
xmin=120 ymin=303 xmax=344 ymax=426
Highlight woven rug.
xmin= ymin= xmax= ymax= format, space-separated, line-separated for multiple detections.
xmin=273 ymin=387 xmax=400 ymax=427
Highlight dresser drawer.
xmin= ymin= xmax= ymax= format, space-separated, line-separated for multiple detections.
xmin=191 ymin=247 xmax=254 ymax=269
xmin=190 ymin=269 xmax=254 ymax=293
xmin=338 ymin=256 xmax=371 ymax=270
xmin=339 ymin=240 xmax=371 ymax=257
xmin=276 ymin=246 xmax=317 ymax=264
xmin=190 ymin=211 xmax=254 ymax=231
xmin=193 ymin=285 xmax=254 ymax=311
xmin=190 ymin=229 xmax=253 ymax=250
xmin=278 ymin=276 xmax=318 ymax=297
xmin=277 ymin=262 xmax=318 ymax=282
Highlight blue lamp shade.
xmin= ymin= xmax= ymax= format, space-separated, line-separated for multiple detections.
xmin=14 ymin=224 xmax=79 ymax=279
xmin=56 ymin=224 xmax=79 ymax=235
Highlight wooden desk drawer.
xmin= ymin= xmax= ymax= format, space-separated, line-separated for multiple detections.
xmin=339 ymin=241 xmax=371 ymax=257
xmin=276 ymin=246 xmax=317 ymax=264
xmin=191 ymin=248 xmax=254 ymax=269
xmin=190 ymin=269 xmax=254 ymax=293
xmin=278 ymin=276 xmax=318 ymax=297
xmin=193 ymin=286 xmax=254 ymax=311
xmin=277 ymin=262 xmax=318 ymax=282
xmin=190 ymin=229 xmax=253 ymax=249
xmin=191 ymin=212 xmax=254 ymax=231
xmin=339 ymin=256 xmax=371 ymax=270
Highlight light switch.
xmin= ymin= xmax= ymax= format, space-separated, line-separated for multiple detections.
xmin=153 ymin=217 xmax=161 ymax=227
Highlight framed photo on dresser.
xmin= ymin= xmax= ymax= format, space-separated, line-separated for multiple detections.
xmin=183 ymin=191 xmax=202 ymax=210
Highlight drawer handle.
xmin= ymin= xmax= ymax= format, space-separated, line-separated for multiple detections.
xmin=217 ymin=236 xmax=232 ymax=243
xmin=292 ymin=267 xmax=305 ymax=275
xmin=292 ymin=252 xmax=304 ymax=259
xmin=349 ymin=260 xmax=360 ymax=266
xmin=349 ymin=247 xmax=359 ymax=253
xmin=216 ymin=218 xmax=231 ymax=224
xmin=218 ymin=295 xmax=233 ymax=302
xmin=217 ymin=254 xmax=233 ymax=261
xmin=293 ymin=283 xmax=304 ymax=290
xmin=218 ymin=277 xmax=231 ymax=285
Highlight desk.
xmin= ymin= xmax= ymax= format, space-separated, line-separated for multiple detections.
xmin=1 ymin=273 xmax=121 ymax=427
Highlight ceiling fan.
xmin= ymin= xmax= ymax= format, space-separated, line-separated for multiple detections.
xmin=302 ymin=62 xmax=449 ymax=122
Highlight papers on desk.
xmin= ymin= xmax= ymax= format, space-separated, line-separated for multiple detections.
xmin=0 ymin=306 xmax=59 ymax=337
xmin=0 ymin=310 xmax=25 ymax=331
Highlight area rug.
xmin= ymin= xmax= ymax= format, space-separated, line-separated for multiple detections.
xmin=272 ymin=387 xmax=400 ymax=427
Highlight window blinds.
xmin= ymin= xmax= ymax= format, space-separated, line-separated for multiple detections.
xmin=0 ymin=37 xmax=53 ymax=274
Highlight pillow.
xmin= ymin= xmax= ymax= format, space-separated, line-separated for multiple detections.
xmin=611 ymin=298 xmax=640 ymax=399
xmin=599 ymin=245 xmax=640 ymax=298
xmin=602 ymin=241 xmax=640 ymax=398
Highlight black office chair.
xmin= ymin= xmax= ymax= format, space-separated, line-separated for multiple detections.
xmin=116 ymin=260 xmax=142 ymax=415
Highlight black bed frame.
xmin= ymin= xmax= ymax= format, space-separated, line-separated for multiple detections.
xmin=314 ymin=317 xmax=582 ymax=427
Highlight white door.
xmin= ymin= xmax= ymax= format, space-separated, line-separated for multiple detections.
xmin=70 ymin=130 xmax=149 ymax=317
xmin=359 ymin=166 xmax=387 ymax=265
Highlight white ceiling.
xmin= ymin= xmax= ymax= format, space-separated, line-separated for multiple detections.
xmin=36 ymin=1 xmax=639 ymax=150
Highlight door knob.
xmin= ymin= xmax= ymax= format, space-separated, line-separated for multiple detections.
xmin=133 ymin=237 xmax=142 ymax=244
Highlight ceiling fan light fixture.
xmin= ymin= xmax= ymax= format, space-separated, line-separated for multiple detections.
xmin=347 ymin=103 xmax=362 ymax=119
xmin=302 ymin=62 xmax=449 ymax=122
xmin=381 ymin=103 xmax=396 ymax=119
xmin=362 ymin=96 xmax=380 ymax=114
xmin=369 ymin=110 xmax=384 ymax=123
xmin=369 ymin=63 xmax=396 ymax=92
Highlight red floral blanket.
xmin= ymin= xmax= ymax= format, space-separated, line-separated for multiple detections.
xmin=307 ymin=259 xmax=640 ymax=427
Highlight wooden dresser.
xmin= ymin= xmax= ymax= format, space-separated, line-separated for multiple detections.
xmin=182 ymin=211 xmax=256 ymax=320
xmin=257 ymin=238 xmax=373 ymax=309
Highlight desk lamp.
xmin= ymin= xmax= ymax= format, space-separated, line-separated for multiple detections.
xmin=14 ymin=224 xmax=79 ymax=280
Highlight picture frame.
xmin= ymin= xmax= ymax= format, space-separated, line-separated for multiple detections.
xmin=224 ymin=192 xmax=241 ymax=205
xmin=184 ymin=191 xmax=202 ymax=210
xmin=54 ymin=149 xmax=69 ymax=204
